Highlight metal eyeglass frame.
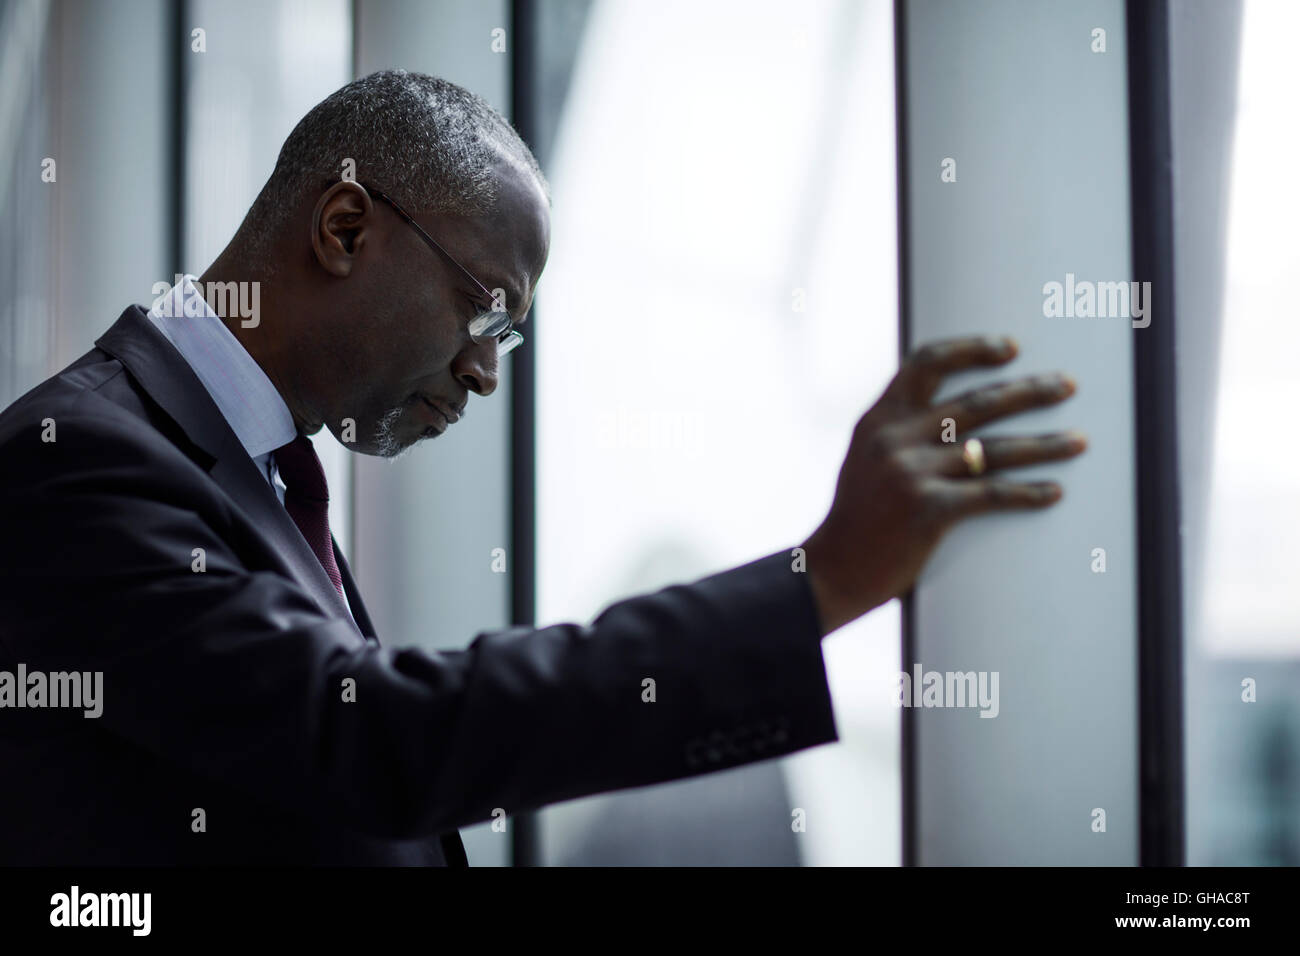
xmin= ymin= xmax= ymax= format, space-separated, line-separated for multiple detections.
xmin=358 ymin=181 xmax=523 ymax=356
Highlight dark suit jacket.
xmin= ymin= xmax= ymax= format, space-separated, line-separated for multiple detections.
xmin=0 ymin=305 xmax=839 ymax=866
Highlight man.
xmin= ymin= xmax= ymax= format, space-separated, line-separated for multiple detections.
xmin=0 ymin=71 xmax=1084 ymax=865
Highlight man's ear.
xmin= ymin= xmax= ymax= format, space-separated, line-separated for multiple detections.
xmin=312 ymin=180 xmax=373 ymax=277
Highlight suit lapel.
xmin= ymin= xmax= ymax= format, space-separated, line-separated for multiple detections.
xmin=333 ymin=537 xmax=378 ymax=641
xmin=209 ymin=447 xmax=359 ymax=628
xmin=96 ymin=306 xmax=362 ymax=638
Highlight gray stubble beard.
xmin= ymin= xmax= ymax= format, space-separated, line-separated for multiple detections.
xmin=373 ymin=404 xmax=409 ymax=459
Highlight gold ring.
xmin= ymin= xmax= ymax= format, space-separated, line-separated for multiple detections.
xmin=961 ymin=437 xmax=986 ymax=476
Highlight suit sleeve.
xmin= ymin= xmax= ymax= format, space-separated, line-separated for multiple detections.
xmin=0 ymin=411 xmax=839 ymax=839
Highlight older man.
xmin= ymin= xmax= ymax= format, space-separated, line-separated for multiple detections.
xmin=0 ymin=70 xmax=1084 ymax=865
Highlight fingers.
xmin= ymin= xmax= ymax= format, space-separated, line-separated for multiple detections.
xmin=936 ymin=477 xmax=1064 ymax=521
xmin=925 ymin=431 xmax=1088 ymax=477
xmin=917 ymin=372 xmax=1077 ymax=439
xmin=886 ymin=335 xmax=1020 ymax=407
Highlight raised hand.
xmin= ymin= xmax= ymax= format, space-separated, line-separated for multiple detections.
xmin=800 ymin=335 xmax=1087 ymax=635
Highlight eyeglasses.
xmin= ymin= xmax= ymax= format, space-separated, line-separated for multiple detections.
xmin=359 ymin=181 xmax=524 ymax=356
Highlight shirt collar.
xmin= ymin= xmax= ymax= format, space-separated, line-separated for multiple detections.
xmin=146 ymin=274 xmax=297 ymax=460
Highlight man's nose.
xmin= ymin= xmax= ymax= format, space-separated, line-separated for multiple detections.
xmin=453 ymin=338 xmax=500 ymax=397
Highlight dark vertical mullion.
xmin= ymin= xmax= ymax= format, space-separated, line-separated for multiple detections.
xmin=509 ymin=0 xmax=541 ymax=869
xmin=892 ymin=0 xmax=917 ymax=869
xmin=1125 ymin=0 xmax=1186 ymax=868
xmin=168 ymin=0 xmax=188 ymax=275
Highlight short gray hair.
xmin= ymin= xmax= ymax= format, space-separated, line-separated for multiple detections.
xmin=240 ymin=70 xmax=549 ymax=272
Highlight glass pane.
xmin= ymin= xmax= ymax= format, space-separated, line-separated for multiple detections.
xmin=535 ymin=0 xmax=900 ymax=865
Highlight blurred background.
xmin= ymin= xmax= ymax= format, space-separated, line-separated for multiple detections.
xmin=0 ymin=0 xmax=1293 ymax=865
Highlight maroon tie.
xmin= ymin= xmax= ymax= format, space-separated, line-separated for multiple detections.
xmin=273 ymin=434 xmax=344 ymax=598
